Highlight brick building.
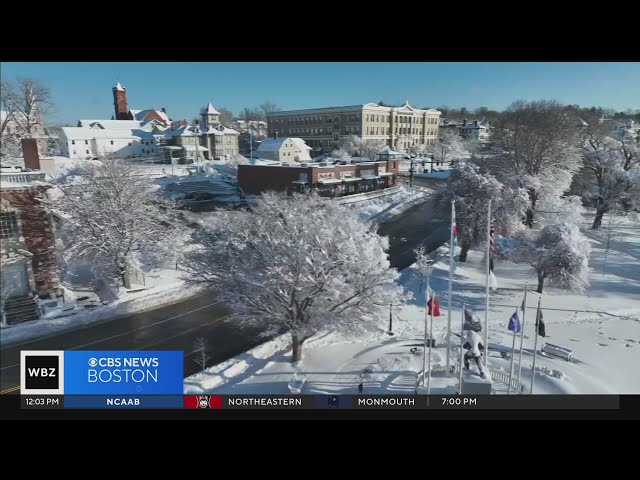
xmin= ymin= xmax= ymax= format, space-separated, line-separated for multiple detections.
xmin=238 ymin=157 xmax=400 ymax=197
xmin=267 ymin=101 xmax=441 ymax=155
xmin=1 ymin=139 xmax=59 ymax=325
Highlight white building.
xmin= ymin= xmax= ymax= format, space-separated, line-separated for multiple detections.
xmin=460 ymin=120 xmax=491 ymax=144
xmin=256 ymin=137 xmax=312 ymax=162
xmin=59 ymin=120 xmax=159 ymax=160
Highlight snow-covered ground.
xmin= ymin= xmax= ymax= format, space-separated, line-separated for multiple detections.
xmin=185 ymin=211 xmax=640 ymax=395
xmin=1 ymin=267 xmax=200 ymax=347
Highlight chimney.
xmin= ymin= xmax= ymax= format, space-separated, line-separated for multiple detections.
xmin=161 ymin=107 xmax=166 ymax=113
xmin=473 ymin=120 xmax=478 ymax=127
xmin=22 ymin=138 xmax=41 ymax=170
xmin=463 ymin=118 xmax=467 ymax=126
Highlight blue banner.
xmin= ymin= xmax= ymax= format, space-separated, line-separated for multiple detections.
xmin=64 ymin=395 xmax=184 ymax=409
xmin=64 ymin=351 xmax=183 ymax=395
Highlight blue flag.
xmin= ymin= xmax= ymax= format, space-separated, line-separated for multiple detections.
xmin=508 ymin=310 xmax=521 ymax=333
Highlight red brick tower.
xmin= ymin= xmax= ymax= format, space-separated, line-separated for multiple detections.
xmin=112 ymin=82 xmax=128 ymax=120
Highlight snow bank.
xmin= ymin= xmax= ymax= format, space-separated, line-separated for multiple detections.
xmin=1 ymin=277 xmax=202 ymax=347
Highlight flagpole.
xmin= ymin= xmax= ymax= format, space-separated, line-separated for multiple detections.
xmin=446 ymin=199 xmax=455 ymax=374
xmin=530 ymin=297 xmax=542 ymax=394
xmin=427 ymin=291 xmax=435 ymax=395
xmin=483 ymin=200 xmax=491 ymax=367
xmin=458 ymin=303 xmax=465 ymax=394
xmin=507 ymin=311 xmax=518 ymax=395
xmin=422 ymin=277 xmax=429 ymax=388
xmin=516 ymin=283 xmax=528 ymax=384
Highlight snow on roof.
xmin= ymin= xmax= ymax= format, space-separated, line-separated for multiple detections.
xmin=78 ymin=119 xmax=147 ymax=130
xmin=249 ymin=158 xmax=281 ymax=166
xmin=61 ymin=127 xmax=153 ymax=140
xmin=257 ymin=137 xmax=311 ymax=153
xmin=377 ymin=147 xmax=402 ymax=156
xmin=201 ymin=102 xmax=220 ymax=115
xmin=114 ymin=82 xmax=125 ymax=91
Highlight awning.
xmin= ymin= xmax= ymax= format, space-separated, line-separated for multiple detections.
xmin=379 ymin=172 xmax=394 ymax=176
xmin=360 ymin=176 xmax=381 ymax=180
xmin=291 ymin=180 xmax=308 ymax=184
xmin=317 ymin=179 xmax=342 ymax=184
xmin=342 ymin=177 xmax=363 ymax=182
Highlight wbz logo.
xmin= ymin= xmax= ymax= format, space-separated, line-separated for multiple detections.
xmin=21 ymin=351 xmax=65 ymax=395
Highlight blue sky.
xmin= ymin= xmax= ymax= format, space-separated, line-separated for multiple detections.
xmin=2 ymin=62 xmax=639 ymax=125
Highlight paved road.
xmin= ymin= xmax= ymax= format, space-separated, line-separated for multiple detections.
xmin=0 ymin=179 xmax=449 ymax=394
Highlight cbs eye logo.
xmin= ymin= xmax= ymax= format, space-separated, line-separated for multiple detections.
xmin=88 ymin=358 xmax=98 ymax=367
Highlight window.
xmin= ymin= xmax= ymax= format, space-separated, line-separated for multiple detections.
xmin=128 ymin=142 xmax=131 ymax=146
xmin=86 ymin=150 xmax=90 ymax=154
xmin=73 ymin=150 xmax=76 ymax=155
xmin=110 ymin=140 xmax=114 ymax=145
xmin=0 ymin=211 xmax=19 ymax=239
xmin=85 ymin=140 xmax=88 ymax=145
xmin=72 ymin=140 xmax=75 ymax=145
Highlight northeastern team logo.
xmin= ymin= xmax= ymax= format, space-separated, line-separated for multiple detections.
xmin=197 ymin=395 xmax=211 ymax=408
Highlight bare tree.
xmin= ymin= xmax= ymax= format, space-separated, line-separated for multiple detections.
xmin=259 ymin=101 xmax=281 ymax=116
xmin=182 ymin=192 xmax=406 ymax=363
xmin=217 ymin=107 xmax=234 ymax=125
xmin=489 ymin=100 xmax=582 ymax=228
xmin=1 ymin=80 xmax=17 ymax=137
xmin=413 ymin=246 xmax=431 ymax=294
xmin=50 ymin=156 xmax=180 ymax=287
xmin=193 ymin=337 xmax=211 ymax=371
xmin=4 ymin=77 xmax=54 ymax=137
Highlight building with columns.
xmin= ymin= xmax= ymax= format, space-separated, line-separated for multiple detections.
xmin=267 ymin=102 xmax=441 ymax=156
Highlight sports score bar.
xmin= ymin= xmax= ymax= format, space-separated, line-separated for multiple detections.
xmin=18 ymin=350 xmax=619 ymax=410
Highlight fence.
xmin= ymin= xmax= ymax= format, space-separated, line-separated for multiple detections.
xmin=418 ymin=364 xmax=529 ymax=394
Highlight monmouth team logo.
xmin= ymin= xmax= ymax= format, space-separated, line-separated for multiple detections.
xmin=21 ymin=351 xmax=65 ymax=395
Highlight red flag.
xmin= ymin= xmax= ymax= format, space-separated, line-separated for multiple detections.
xmin=427 ymin=294 xmax=441 ymax=317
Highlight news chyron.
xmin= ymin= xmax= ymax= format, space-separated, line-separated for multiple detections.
xmin=21 ymin=350 xmax=183 ymax=395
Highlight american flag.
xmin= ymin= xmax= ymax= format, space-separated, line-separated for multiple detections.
xmin=489 ymin=221 xmax=496 ymax=273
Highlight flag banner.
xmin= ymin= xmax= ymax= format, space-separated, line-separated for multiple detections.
xmin=489 ymin=257 xmax=495 ymax=273
xmin=489 ymin=271 xmax=499 ymax=291
xmin=521 ymin=295 xmax=526 ymax=311
xmin=508 ymin=310 xmax=521 ymax=333
xmin=427 ymin=293 xmax=441 ymax=317
xmin=536 ymin=310 xmax=546 ymax=337
xmin=463 ymin=306 xmax=483 ymax=332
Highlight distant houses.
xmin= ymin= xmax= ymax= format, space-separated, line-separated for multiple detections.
xmin=59 ymin=84 xmax=240 ymax=163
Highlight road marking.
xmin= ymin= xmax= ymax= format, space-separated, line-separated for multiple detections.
xmin=0 ymin=300 xmax=223 ymax=372
xmin=137 ymin=315 xmax=231 ymax=350
xmin=0 ymin=385 xmax=20 ymax=395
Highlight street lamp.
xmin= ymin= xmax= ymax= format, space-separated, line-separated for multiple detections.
xmin=388 ymin=303 xmax=394 ymax=335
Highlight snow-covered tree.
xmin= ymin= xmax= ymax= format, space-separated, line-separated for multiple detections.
xmin=579 ymin=121 xmax=640 ymax=229
xmin=439 ymin=162 xmax=530 ymax=261
xmin=182 ymin=192 xmax=407 ymax=362
xmin=427 ymin=129 xmax=466 ymax=165
xmin=193 ymin=337 xmax=210 ymax=371
xmin=51 ymin=157 xmax=180 ymax=287
xmin=505 ymin=222 xmax=591 ymax=293
xmin=413 ymin=246 xmax=431 ymax=294
xmin=360 ymin=139 xmax=387 ymax=160
xmin=337 ymin=135 xmax=363 ymax=157
xmin=331 ymin=148 xmax=352 ymax=162
xmin=489 ymin=100 xmax=582 ymax=228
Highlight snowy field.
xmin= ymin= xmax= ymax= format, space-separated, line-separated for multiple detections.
xmin=185 ymin=211 xmax=640 ymax=395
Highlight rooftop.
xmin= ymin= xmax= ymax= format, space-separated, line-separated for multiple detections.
xmin=267 ymin=102 xmax=441 ymax=117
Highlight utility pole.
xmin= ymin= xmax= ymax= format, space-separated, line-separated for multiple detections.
xmin=388 ymin=303 xmax=394 ymax=336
